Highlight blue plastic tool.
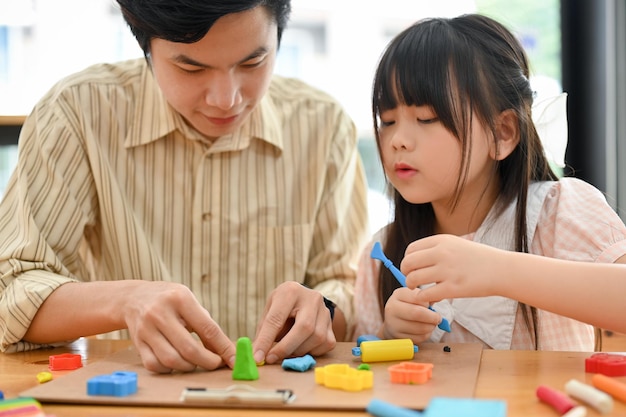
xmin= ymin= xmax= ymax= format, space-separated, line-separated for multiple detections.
xmin=356 ymin=334 xmax=382 ymax=347
xmin=370 ymin=242 xmax=451 ymax=332
xmin=367 ymin=397 xmax=507 ymax=417
xmin=367 ymin=398 xmax=422 ymax=417
xmin=87 ymin=371 xmax=138 ymax=397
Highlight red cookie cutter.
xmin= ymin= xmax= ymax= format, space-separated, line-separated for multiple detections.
xmin=585 ymin=353 xmax=626 ymax=377
xmin=49 ymin=353 xmax=83 ymax=371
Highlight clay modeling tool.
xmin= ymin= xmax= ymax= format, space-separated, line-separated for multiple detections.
xmin=536 ymin=385 xmax=576 ymax=414
xmin=351 ymin=338 xmax=418 ymax=362
xmin=565 ymin=379 xmax=613 ymax=415
xmin=180 ymin=385 xmax=295 ymax=404
xmin=371 ymin=241 xmax=451 ymax=332
xmin=591 ymin=373 xmax=626 ymax=404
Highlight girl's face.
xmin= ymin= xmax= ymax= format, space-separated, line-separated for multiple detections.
xmin=378 ymin=104 xmax=497 ymax=212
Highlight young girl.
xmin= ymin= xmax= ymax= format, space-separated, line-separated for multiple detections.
xmin=354 ymin=14 xmax=626 ymax=351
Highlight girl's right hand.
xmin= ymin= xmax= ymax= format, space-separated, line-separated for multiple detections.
xmin=380 ymin=287 xmax=442 ymax=344
xmin=401 ymin=234 xmax=505 ymax=303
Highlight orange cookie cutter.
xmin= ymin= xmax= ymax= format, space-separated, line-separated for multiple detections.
xmin=388 ymin=362 xmax=434 ymax=384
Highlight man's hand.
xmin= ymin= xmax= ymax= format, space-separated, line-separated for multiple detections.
xmin=252 ymin=281 xmax=335 ymax=364
xmin=124 ymin=282 xmax=236 ymax=373
xmin=24 ymin=280 xmax=236 ymax=374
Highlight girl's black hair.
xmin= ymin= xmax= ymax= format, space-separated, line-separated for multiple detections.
xmin=372 ymin=14 xmax=558 ymax=348
xmin=115 ymin=0 xmax=291 ymax=57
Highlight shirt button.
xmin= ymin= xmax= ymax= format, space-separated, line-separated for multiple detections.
xmin=201 ymin=274 xmax=210 ymax=282
xmin=202 ymin=213 xmax=211 ymax=221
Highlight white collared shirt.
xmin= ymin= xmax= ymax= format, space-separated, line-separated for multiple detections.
xmin=354 ymin=178 xmax=626 ymax=351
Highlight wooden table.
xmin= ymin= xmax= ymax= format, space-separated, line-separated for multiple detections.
xmin=1 ymin=338 xmax=625 ymax=416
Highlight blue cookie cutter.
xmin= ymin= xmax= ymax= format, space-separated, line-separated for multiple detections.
xmin=87 ymin=371 xmax=138 ymax=397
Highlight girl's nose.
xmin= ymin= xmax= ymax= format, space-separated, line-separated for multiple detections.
xmin=389 ymin=124 xmax=413 ymax=150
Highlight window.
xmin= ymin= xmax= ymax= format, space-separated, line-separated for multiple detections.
xmin=0 ymin=0 xmax=563 ymax=231
xmin=0 ymin=26 xmax=8 ymax=82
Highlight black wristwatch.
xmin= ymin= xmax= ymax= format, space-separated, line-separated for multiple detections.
xmin=300 ymin=282 xmax=336 ymax=321
xmin=323 ymin=296 xmax=336 ymax=321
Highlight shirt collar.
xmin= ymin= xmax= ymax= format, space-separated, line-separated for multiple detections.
xmin=125 ymin=62 xmax=283 ymax=153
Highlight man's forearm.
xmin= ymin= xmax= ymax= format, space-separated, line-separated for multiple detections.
xmin=23 ymin=280 xmax=136 ymax=344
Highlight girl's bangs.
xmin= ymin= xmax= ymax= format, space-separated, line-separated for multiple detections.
xmin=374 ymin=22 xmax=453 ymax=118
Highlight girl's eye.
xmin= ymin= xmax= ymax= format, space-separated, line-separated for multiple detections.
xmin=378 ymin=111 xmax=395 ymax=127
xmin=418 ymin=117 xmax=439 ymax=124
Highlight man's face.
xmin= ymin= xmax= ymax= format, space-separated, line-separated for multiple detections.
xmin=150 ymin=6 xmax=277 ymax=139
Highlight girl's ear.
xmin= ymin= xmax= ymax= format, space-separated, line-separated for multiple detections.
xmin=491 ymin=109 xmax=520 ymax=161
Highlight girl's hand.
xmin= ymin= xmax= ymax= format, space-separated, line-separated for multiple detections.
xmin=401 ymin=234 xmax=507 ymax=303
xmin=380 ymin=287 xmax=441 ymax=344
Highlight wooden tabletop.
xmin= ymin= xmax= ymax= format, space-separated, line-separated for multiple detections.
xmin=1 ymin=338 xmax=625 ymax=416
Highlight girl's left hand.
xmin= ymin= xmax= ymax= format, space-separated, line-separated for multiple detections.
xmin=401 ymin=234 xmax=508 ymax=303
xmin=380 ymin=287 xmax=441 ymax=344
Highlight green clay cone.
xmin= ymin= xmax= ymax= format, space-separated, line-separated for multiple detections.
xmin=232 ymin=337 xmax=259 ymax=381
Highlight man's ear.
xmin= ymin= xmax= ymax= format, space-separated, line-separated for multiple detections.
xmin=491 ymin=109 xmax=520 ymax=161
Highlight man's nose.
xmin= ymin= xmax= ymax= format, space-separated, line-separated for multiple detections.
xmin=205 ymin=72 xmax=242 ymax=110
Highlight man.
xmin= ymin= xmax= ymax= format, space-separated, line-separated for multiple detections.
xmin=0 ymin=0 xmax=368 ymax=373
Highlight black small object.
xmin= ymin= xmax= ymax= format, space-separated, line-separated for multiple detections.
xmin=323 ymin=296 xmax=336 ymax=321
xmin=443 ymin=345 xmax=451 ymax=352
xmin=300 ymin=282 xmax=336 ymax=321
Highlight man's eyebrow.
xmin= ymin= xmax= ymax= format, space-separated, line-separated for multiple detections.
xmin=172 ymin=54 xmax=207 ymax=67
xmin=171 ymin=46 xmax=270 ymax=68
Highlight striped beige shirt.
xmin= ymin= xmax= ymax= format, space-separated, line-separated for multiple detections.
xmin=0 ymin=58 xmax=369 ymax=352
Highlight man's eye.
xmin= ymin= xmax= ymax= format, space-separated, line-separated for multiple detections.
xmin=178 ymin=66 xmax=204 ymax=74
xmin=241 ymin=57 xmax=266 ymax=68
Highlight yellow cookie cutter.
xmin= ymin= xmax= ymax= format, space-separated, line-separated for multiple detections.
xmin=314 ymin=363 xmax=373 ymax=392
